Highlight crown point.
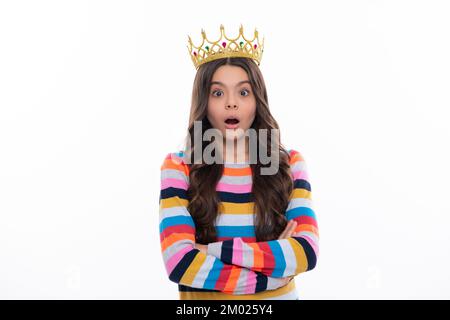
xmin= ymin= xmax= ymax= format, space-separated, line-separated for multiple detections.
xmin=187 ymin=25 xmax=264 ymax=70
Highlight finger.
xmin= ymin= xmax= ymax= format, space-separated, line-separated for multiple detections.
xmin=288 ymin=221 xmax=297 ymax=236
xmin=278 ymin=222 xmax=289 ymax=239
xmin=290 ymin=221 xmax=297 ymax=236
xmin=280 ymin=221 xmax=293 ymax=239
xmin=283 ymin=221 xmax=295 ymax=238
xmin=278 ymin=222 xmax=290 ymax=239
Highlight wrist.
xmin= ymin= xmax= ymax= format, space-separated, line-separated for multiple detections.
xmin=195 ymin=243 xmax=208 ymax=254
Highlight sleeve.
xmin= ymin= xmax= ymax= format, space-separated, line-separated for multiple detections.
xmin=206 ymin=149 xmax=319 ymax=278
xmin=159 ymin=151 xmax=291 ymax=295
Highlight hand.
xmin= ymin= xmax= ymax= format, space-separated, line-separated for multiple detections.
xmin=280 ymin=275 xmax=295 ymax=286
xmin=194 ymin=243 xmax=208 ymax=254
xmin=278 ymin=220 xmax=298 ymax=239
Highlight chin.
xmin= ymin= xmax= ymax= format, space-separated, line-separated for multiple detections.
xmin=226 ymin=132 xmax=247 ymax=142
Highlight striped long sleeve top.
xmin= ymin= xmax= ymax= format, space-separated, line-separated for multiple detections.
xmin=159 ymin=148 xmax=319 ymax=300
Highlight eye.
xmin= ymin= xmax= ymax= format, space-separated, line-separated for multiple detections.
xmin=241 ymin=89 xmax=250 ymax=96
xmin=212 ymin=89 xmax=223 ymax=97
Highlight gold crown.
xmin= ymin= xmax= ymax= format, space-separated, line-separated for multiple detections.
xmin=187 ymin=24 xmax=265 ymax=70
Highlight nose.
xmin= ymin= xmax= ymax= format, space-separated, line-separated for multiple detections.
xmin=225 ymin=93 xmax=238 ymax=110
xmin=225 ymin=104 xmax=238 ymax=110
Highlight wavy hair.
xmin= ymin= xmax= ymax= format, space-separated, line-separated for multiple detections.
xmin=184 ymin=57 xmax=293 ymax=244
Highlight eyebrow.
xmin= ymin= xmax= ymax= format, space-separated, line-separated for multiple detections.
xmin=210 ymin=80 xmax=251 ymax=87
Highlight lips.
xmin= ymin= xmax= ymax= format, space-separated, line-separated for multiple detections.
xmin=224 ymin=117 xmax=240 ymax=125
xmin=224 ymin=117 xmax=240 ymax=129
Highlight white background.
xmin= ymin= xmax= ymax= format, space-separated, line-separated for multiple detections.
xmin=1 ymin=0 xmax=449 ymax=299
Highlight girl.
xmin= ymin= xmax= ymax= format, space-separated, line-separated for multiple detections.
xmin=159 ymin=25 xmax=319 ymax=300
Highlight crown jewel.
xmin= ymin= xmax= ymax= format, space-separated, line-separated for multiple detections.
xmin=187 ymin=24 xmax=265 ymax=70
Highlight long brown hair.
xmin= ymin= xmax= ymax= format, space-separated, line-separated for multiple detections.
xmin=184 ymin=57 xmax=293 ymax=244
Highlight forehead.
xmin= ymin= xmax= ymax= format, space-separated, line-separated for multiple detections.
xmin=211 ymin=65 xmax=249 ymax=85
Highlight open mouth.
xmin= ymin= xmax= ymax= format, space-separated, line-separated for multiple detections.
xmin=225 ymin=117 xmax=240 ymax=125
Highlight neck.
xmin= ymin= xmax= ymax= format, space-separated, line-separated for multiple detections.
xmin=222 ymin=137 xmax=249 ymax=163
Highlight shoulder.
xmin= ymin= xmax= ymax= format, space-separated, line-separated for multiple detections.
xmin=160 ymin=150 xmax=190 ymax=176
xmin=286 ymin=147 xmax=310 ymax=182
xmin=286 ymin=148 xmax=307 ymax=165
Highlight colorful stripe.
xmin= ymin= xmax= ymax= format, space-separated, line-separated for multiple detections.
xmin=159 ymin=149 xmax=319 ymax=299
xmin=205 ymin=149 xmax=319 ymax=278
xmin=159 ymin=152 xmax=295 ymax=297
